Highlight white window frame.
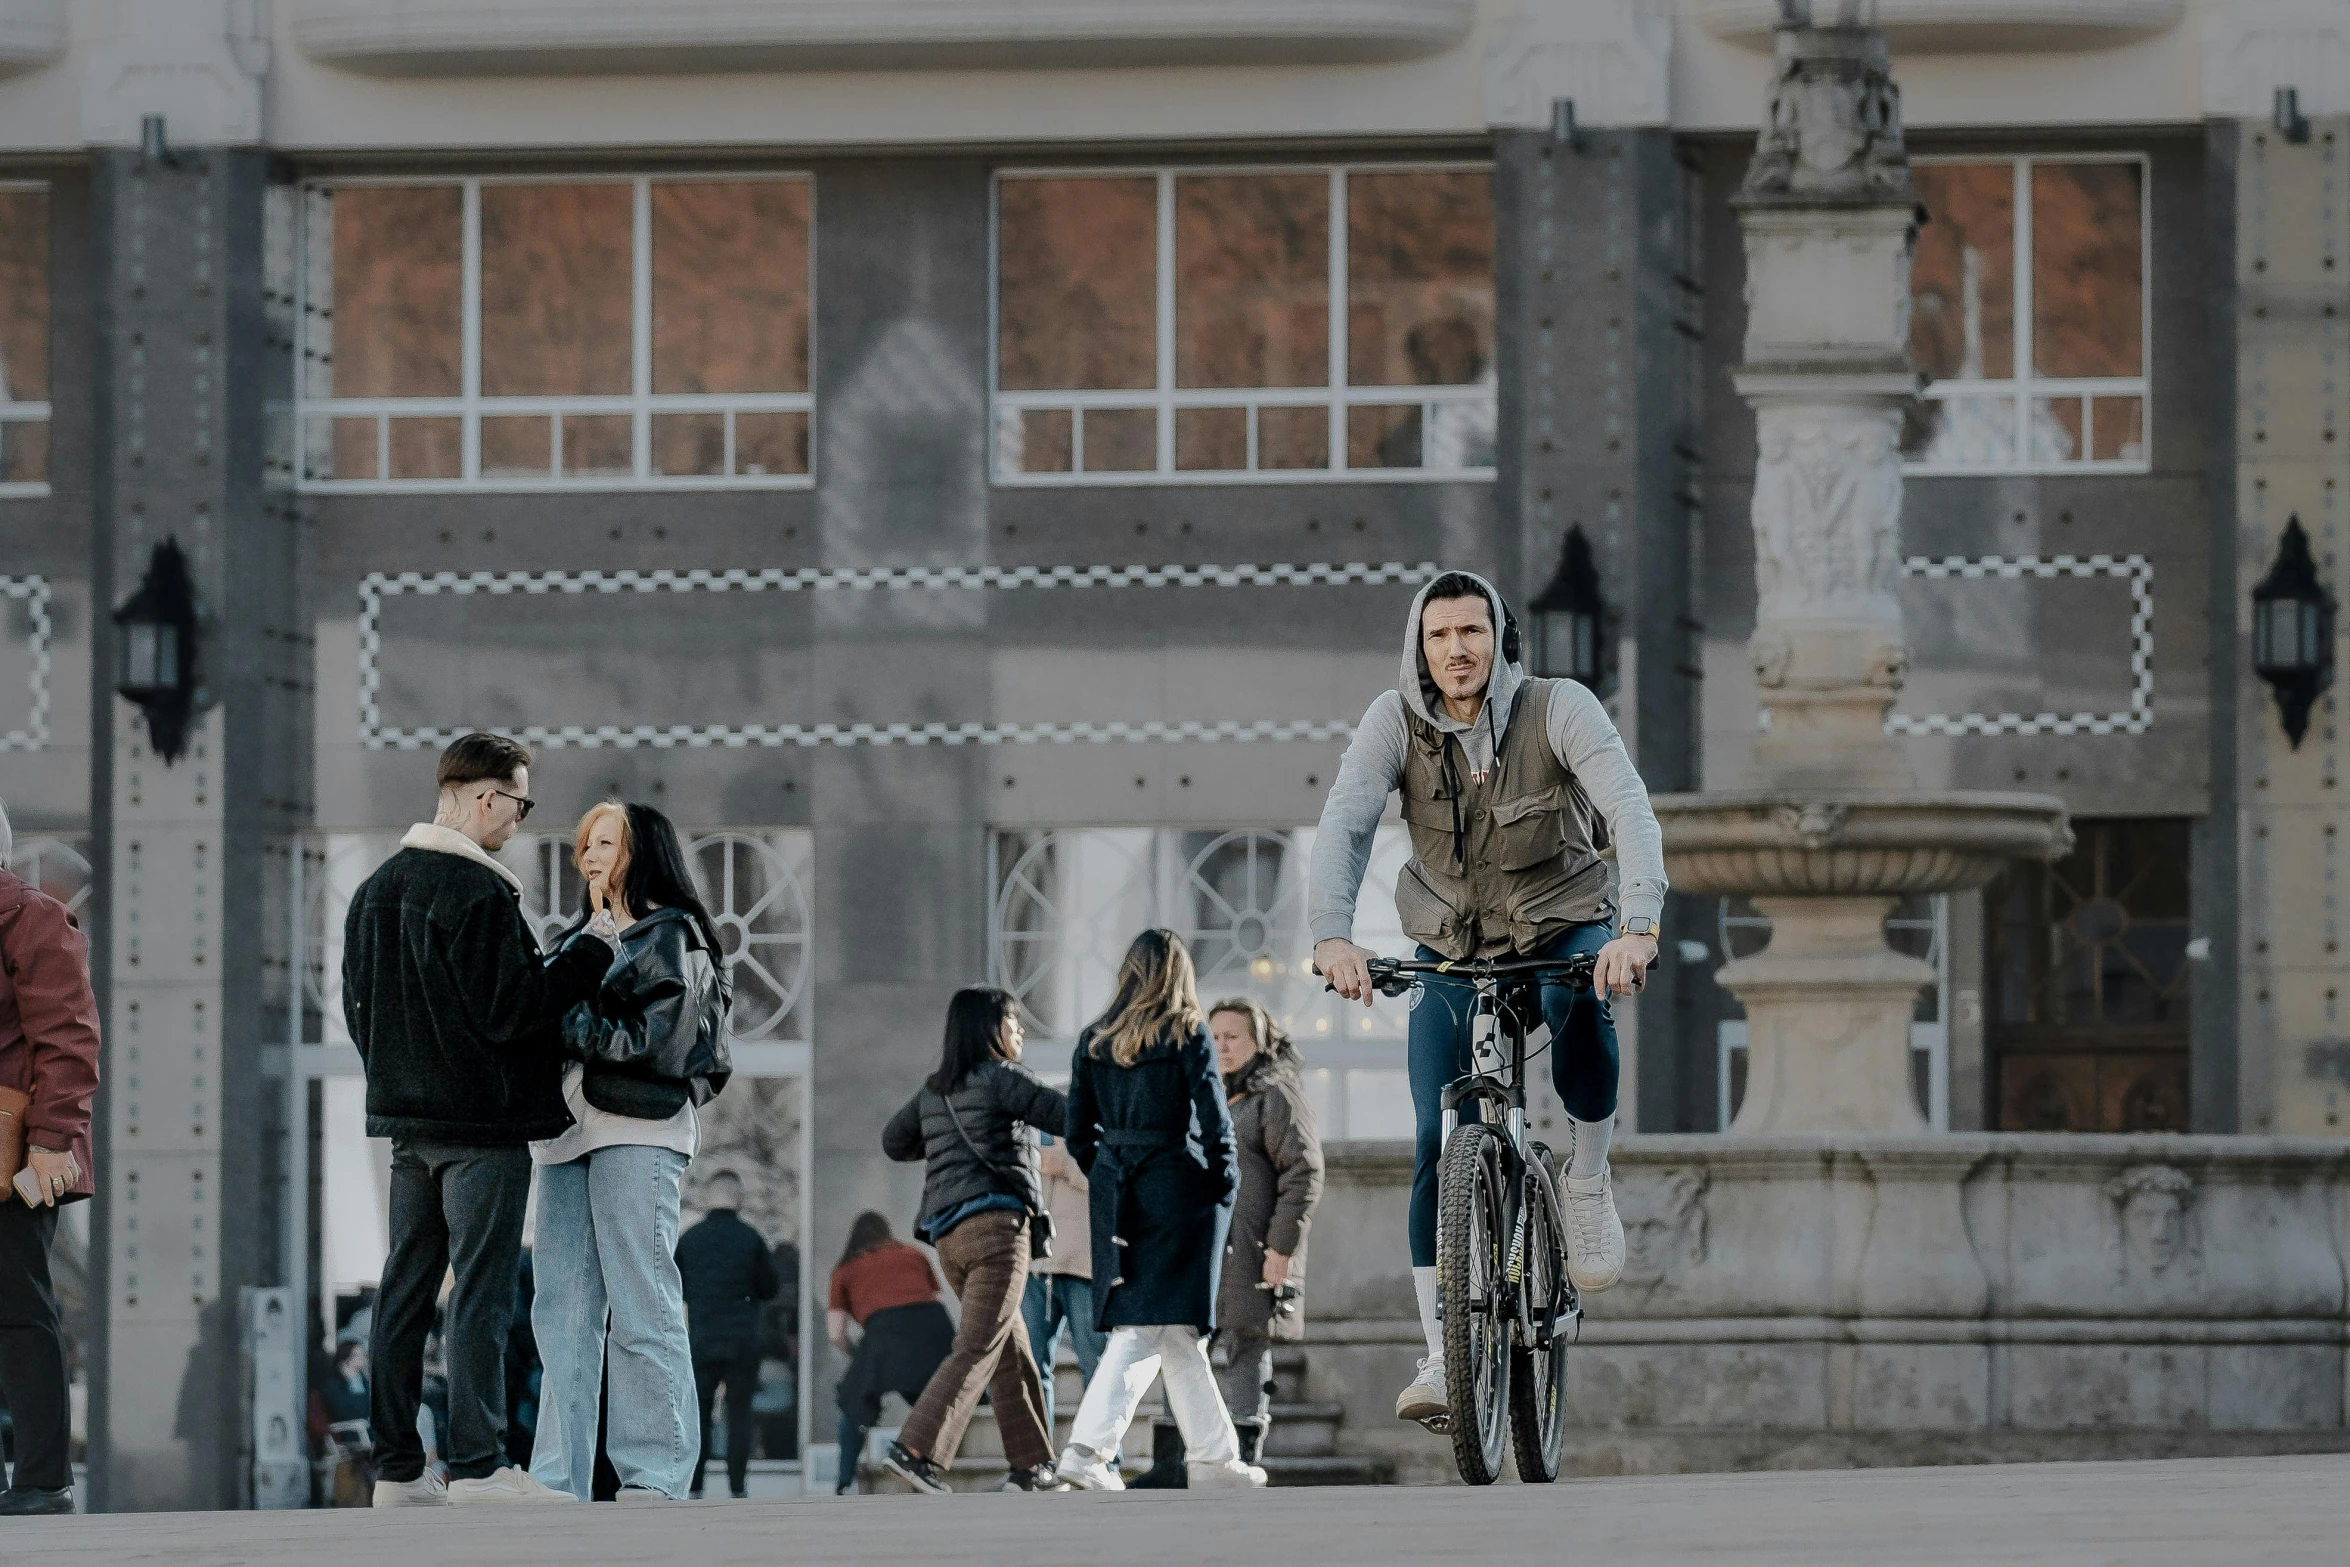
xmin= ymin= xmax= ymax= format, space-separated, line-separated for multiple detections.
xmin=1906 ymin=152 xmax=2153 ymax=479
xmin=295 ymin=172 xmax=816 ymax=494
xmin=0 ymin=179 xmax=52 ymax=501
xmin=990 ymin=162 xmax=1498 ymax=487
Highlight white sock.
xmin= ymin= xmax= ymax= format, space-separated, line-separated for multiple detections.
xmin=1566 ymin=1113 xmax=1614 ymax=1181
xmin=1412 ymin=1265 xmax=1443 ymax=1363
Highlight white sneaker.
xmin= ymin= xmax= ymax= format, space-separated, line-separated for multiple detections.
xmin=1054 ymin=1446 xmax=1125 ymax=1492
xmin=1394 ymin=1356 xmax=1448 ymax=1425
xmin=1187 ymin=1459 xmax=1268 ymax=1490
xmin=612 ymin=1486 xmax=672 ymax=1505
xmin=372 ymin=1471 xmax=449 ymax=1507
xmin=1564 ymin=1166 xmax=1627 ymax=1292
xmin=446 ymin=1467 xmax=580 ymax=1505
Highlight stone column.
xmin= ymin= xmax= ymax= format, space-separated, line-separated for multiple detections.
xmin=1729 ymin=18 xmax=1921 ymax=794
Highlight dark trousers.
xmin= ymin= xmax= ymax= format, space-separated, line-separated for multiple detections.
xmin=1407 ymin=921 xmax=1618 ymax=1266
xmin=0 ymin=1201 xmax=67 ymax=1492
xmin=897 ymin=1210 xmax=1051 ymax=1470
xmin=692 ymin=1353 xmax=761 ymax=1497
xmin=371 ymin=1142 xmax=531 ymax=1482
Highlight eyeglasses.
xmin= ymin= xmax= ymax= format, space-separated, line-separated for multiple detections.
xmin=488 ymin=788 xmax=535 ymax=822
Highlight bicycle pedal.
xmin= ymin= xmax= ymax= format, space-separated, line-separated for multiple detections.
xmin=1420 ymin=1413 xmax=1454 ymax=1436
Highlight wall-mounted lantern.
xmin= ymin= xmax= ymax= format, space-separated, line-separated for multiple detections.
xmin=2251 ymin=515 xmax=2333 ymax=749
xmin=113 ymin=538 xmax=199 ymax=763
xmin=1529 ymin=525 xmax=1607 ymax=689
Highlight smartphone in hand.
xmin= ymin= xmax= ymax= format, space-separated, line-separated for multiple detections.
xmin=12 ymin=1164 xmax=46 ymax=1206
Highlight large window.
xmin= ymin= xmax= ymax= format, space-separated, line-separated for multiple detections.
xmin=0 ymin=183 xmax=48 ymax=497
xmin=1906 ymin=155 xmax=2148 ymax=474
xmin=993 ymin=165 xmax=1496 ymax=484
xmin=298 ymin=175 xmax=813 ymax=491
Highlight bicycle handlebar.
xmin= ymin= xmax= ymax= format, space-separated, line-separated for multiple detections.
xmin=1317 ymin=951 xmax=1601 ymax=999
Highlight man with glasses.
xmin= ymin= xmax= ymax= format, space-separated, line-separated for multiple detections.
xmin=343 ymin=733 xmax=611 ymax=1506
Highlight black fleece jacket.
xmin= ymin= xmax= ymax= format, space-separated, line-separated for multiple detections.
xmin=342 ymin=843 xmax=609 ymax=1144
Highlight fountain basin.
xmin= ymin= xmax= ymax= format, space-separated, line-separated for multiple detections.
xmin=1652 ymin=790 xmax=2073 ymax=898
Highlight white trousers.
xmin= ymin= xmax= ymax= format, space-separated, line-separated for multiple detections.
xmin=1065 ymin=1324 xmax=1239 ymax=1466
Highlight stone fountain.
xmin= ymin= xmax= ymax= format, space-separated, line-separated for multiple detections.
xmin=1651 ymin=4 xmax=2069 ymax=1133
xmin=1297 ymin=6 xmax=2350 ymax=1484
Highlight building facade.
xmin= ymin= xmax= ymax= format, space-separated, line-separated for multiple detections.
xmin=0 ymin=0 xmax=2345 ymax=1506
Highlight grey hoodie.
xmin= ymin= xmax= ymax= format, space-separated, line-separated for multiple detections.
xmin=1306 ymin=571 xmax=1668 ymax=945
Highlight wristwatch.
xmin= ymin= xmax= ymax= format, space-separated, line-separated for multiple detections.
xmin=1619 ymin=916 xmax=1659 ymax=939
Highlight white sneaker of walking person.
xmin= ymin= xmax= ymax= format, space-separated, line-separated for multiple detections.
xmin=372 ymin=1471 xmax=449 ymax=1507
xmin=612 ymin=1486 xmax=674 ymax=1504
xmin=446 ymin=1466 xmax=580 ymax=1504
xmin=1563 ymin=1166 xmax=1627 ymax=1292
xmin=1186 ymin=1459 xmax=1268 ymax=1490
xmin=1394 ymin=1356 xmax=1448 ymax=1425
xmin=1054 ymin=1445 xmax=1125 ymax=1492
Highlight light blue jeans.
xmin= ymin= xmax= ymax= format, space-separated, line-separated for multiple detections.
xmin=529 ymin=1146 xmax=699 ymax=1499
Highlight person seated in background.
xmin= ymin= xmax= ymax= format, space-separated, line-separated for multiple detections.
xmin=826 ymin=1211 xmax=954 ymax=1495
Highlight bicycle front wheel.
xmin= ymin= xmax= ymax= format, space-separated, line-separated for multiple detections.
xmin=1509 ymin=1148 xmax=1572 ymax=1483
xmin=1437 ymin=1122 xmax=1512 ymax=1485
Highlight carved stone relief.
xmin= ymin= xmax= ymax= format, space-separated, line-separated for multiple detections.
xmin=2103 ymin=1164 xmax=2201 ymax=1283
xmin=1749 ymin=405 xmax=1906 ymax=628
xmin=1619 ymin=1167 xmax=1711 ymax=1288
xmin=1737 ymin=19 xmax=1915 ymax=205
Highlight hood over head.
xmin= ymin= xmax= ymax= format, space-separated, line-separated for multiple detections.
xmin=1399 ymin=570 xmax=1523 ymax=779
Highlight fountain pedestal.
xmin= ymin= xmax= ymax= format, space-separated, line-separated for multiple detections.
xmin=1651 ymin=11 xmax=2067 ymax=1135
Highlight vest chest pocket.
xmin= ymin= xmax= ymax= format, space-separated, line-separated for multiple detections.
xmin=1393 ymin=859 xmax=1461 ymax=943
xmin=1489 ymin=784 xmax=1571 ymax=872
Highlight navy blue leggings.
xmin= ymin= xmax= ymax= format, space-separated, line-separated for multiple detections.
xmin=1406 ymin=920 xmax=1619 ymax=1267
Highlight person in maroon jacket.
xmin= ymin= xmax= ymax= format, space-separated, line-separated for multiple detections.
xmin=0 ymin=801 xmax=102 ymax=1516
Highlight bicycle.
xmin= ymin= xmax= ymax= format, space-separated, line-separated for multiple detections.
xmin=1345 ymin=952 xmax=1596 ymax=1485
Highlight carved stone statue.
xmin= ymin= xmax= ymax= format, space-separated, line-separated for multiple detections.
xmin=1738 ymin=7 xmax=1915 ymax=208
xmin=2104 ymin=1164 xmax=2201 ymax=1283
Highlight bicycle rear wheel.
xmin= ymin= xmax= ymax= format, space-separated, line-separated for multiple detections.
xmin=1437 ymin=1122 xmax=1512 ymax=1485
xmin=1509 ymin=1149 xmax=1572 ymax=1482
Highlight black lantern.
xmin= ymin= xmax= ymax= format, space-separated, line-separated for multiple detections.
xmin=113 ymin=538 xmax=200 ymax=764
xmin=1529 ymin=526 xmax=1606 ymax=689
xmin=2251 ymin=516 xmax=2334 ymax=749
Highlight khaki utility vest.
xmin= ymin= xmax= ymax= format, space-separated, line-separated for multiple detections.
xmin=1395 ymin=678 xmax=1613 ymax=961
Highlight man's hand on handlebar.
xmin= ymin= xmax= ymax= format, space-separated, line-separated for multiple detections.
xmin=1594 ymin=932 xmax=1658 ymax=1000
xmin=1315 ymin=937 xmax=1378 ymax=1006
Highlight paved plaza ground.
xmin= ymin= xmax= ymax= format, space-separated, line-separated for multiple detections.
xmin=9 ymin=1454 xmax=2345 ymax=1565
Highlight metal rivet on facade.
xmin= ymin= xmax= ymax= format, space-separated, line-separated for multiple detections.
xmin=1306 ymin=775 xmax=1319 ymax=788
xmin=1179 ymin=776 xmax=1191 ymax=788
xmin=482 ymin=529 xmax=495 ymax=541
xmin=1606 ymin=267 xmax=1620 ymax=281
xmin=1003 ymin=777 xmax=1015 ymax=789
xmin=1135 ymin=777 xmax=1147 ymax=789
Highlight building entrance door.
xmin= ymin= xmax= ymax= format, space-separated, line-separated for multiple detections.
xmin=1985 ymin=817 xmax=2191 ymax=1132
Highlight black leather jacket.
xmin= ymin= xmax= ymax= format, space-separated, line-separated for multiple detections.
xmin=557 ymin=907 xmax=731 ymax=1114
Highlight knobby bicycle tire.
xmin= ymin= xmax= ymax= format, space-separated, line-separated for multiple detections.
xmin=1438 ymin=1122 xmax=1512 ymax=1485
xmin=1509 ymin=1147 xmax=1571 ymax=1483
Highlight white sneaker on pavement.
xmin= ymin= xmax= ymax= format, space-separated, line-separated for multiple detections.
xmin=612 ymin=1486 xmax=672 ymax=1504
xmin=1054 ymin=1446 xmax=1125 ymax=1492
xmin=446 ymin=1467 xmax=579 ymax=1504
xmin=372 ymin=1471 xmax=449 ymax=1507
xmin=1187 ymin=1459 xmax=1268 ymax=1490
xmin=1394 ymin=1356 xmax=1448 ymax=1425
xmin=1563 ymin=1165 xmax=1627 ymax=1292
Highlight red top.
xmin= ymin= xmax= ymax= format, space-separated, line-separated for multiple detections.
xmin=0 ymin=870 xmax=102 ymax=1202
xmin=828 ymin=1240 xmax=939 ymax=1324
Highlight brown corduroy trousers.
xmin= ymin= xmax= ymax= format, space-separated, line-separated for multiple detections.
xmin=896 ymin=1209 xmax=1053 ymax=1470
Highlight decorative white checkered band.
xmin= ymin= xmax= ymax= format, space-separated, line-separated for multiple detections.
xmin=357 ymin=561 xmax=1438 ymax=751
xmin=1888 ymin=554 xmax=2154 ymax=738
xmin=0 ymin=575 xmax=51 ymax=753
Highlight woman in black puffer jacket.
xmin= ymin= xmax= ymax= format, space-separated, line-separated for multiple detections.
xmin=528 ymin=802 xmax=731 ymax=1503
xmin=878 ymin=987 xmax=1068 ymax=1494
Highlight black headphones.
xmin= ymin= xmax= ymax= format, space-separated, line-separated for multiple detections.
xmin=1501 ymin=606 xmax=1522 ymax=666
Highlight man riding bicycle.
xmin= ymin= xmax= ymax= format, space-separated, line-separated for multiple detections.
xmin=1308 ymin=570 xmax=1667 ymax=1428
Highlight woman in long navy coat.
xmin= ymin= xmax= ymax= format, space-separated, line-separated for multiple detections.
xmin=1054 ymin=929 xmax=1264 ymax=1491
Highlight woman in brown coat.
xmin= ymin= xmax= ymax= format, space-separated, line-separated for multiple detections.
xmin=1208 ymin=997 xmax=1323 ymax=1465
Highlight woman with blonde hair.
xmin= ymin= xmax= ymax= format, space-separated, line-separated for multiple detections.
xmin=529 ymin=801 xmax=731 ymax=1502
xmin=1053 ymin=930 xmax=1264 ymax=1491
